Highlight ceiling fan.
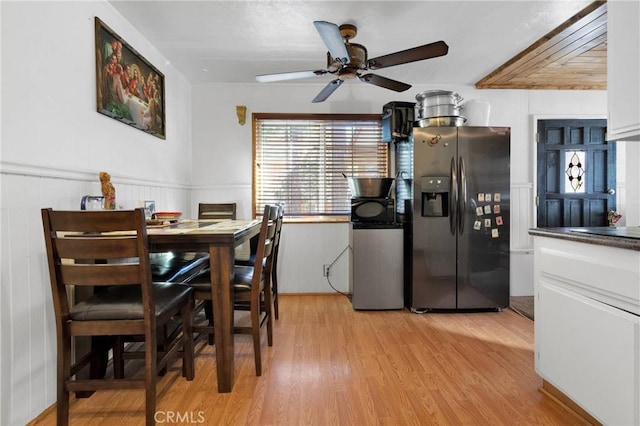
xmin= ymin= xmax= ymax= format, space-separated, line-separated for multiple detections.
xmin=256 ymin=21 xmax=449 ymax=103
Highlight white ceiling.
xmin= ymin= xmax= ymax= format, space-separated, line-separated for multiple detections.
xmin=109 ymin=0 xmax=594 ymax=88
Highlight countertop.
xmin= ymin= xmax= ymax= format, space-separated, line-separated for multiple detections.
xmin=529 ymin=226 xmax=640 ymax=251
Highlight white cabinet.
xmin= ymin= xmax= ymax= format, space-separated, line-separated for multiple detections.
xmin=533 ymin=236 xmax=640 ymax=424
xmin=538 ymin=282 xmax=640 ymax=425
xmin=607 ymin=0 xmax=640 ymax=141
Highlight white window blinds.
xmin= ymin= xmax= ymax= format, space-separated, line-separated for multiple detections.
xmin=254 ymin=114 xmax=388 ymax=216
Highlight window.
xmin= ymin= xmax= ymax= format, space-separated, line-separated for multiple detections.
xmin=253 ymin=113 xmax=388 ymax=216
xmin=564 ymin=150 xmax=586 ymax=193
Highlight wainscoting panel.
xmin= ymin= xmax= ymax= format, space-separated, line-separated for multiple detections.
xmin=508 ymin=183 xmax=535 ymax=296
xmin=511 ymin=249 xmax=534 ymax=296
xmin=0 ymin=167 xmax=190 ymax=425
xmin=277 ymin=223 xmax=351 ymax=294
xmin=511 ymin=183 xmax=534 ymax=250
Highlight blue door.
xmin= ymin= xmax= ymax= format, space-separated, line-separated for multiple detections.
xmin=537 ymin=119 xmax=616 ymax=227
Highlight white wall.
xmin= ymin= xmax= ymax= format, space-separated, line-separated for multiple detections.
xmin=0 ymin=1 xmax=194 ymax=424
xmin=190 ymin=82 xmax=611 ymax=297
xmin=1 ymin=2 xmax=193 ymax=188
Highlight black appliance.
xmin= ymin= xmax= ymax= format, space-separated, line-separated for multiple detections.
xmin=406 ymin=126 xmax=511 ymax=311
xmin=350 ymin=197 xmax=395 ymax=224
xmin=382 ymin=101 xmax=416 ymax=142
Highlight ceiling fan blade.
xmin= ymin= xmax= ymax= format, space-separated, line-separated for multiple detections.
xmin=367 ymin=41 xmax=449 ymax=70
xmin=311 ymin=79 xmax=344 ymax=103
xmin=313 ymin=21 xmax=350 ymax=65
xmin=359 ymin=74 xmax=411 ymax=92
xmin=256 ymin=70 xmax=327 ymax=83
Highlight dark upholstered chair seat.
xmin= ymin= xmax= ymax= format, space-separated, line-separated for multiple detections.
xmin=234 ymin=254 xmax=256 ymax=267
xmin=70 ymin=283 xmax=193 ymax=321
xmin=150 ymin=252 xmax=209 ymax=283
xmin=232 ymin=265 xmax=256 ymax=291
xmin=188 ymin=265 xmax=260 ymax=294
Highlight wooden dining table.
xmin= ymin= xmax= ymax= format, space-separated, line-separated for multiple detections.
xmin=147 ymin=219 xmax=261 ymax=392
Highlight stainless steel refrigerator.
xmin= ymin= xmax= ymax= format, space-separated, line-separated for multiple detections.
xmin=410 ymin=126 xmax=510 ymax=311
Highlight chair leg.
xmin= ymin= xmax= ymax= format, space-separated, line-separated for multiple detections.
xmin=251 ymin=298 xmax=262 ymax=376
xmin=113 ymin=336 xmax=124 ymax=379
xmin=78 ymin=336 xmax=111 ymax=399
xmin=272 ymin=270 xmax=279 ymax=320
xmin=57 ymin=336 xmax=71 ymax=425
xmin=181 ymin=296 xmax=195 ymax=381
xmin=204 ymin=301 xmax=214 ymax=345
xmin=89 ymin=336 xmax=111 ymax=379
xmin=145 ymin=332 xmax=158 ymax=426
xmin=272 ymin=292 xmax=279 ymax=320
xmin=264 ymin=286 xmax=273 ymax=347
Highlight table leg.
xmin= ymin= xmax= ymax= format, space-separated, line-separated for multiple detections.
xmin=210 ymin=244 xmax=234 ymax=392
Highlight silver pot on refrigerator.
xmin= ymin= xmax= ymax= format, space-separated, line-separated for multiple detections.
xmin=415 ymin=116 xmax=467 ymax=128
xmin=417 ymin=104 xmax=464 ymax=119
xmin=415 ymin=89 xmax=463 ymax=106
xmin=416 ymin=90 xmax=462 ymax=115
xmin=415 ymin=90 xmax=466 ymax=125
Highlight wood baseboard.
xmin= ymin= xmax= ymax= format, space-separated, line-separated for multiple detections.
xmin=281 ymin=292 xmax=346 ymax=297
xmin=540 ymin=380 xmax=602 ymax=425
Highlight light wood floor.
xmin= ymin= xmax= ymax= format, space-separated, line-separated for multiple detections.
xmin=32 ymin=294 xmax=587 ymax=425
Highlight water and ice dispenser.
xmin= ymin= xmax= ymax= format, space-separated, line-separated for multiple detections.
xmin=420 ymin=177 xmax=449 ymax=217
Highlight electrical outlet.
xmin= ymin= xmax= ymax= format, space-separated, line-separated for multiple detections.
xmin=323 ymin=264 xmax=331 ymax=277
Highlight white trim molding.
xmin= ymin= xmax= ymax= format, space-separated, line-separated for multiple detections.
xmin=0 ymin=161 xmax=191 ymax=190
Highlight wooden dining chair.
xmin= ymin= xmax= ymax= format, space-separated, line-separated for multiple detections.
xmin=194 ymin=202 xmax=237 ymax=341
xmin=236 ymin=203 xmax=284 ymax=319
xmin=41 ymin=208 xmax=195 ymax=426
xmin=198 ymin=202 xmax=237 ymax=220
xmin=189 ymin=204 xmax=278 ymax=375
xmin=268 ymin=203 xmax=284 ymax=319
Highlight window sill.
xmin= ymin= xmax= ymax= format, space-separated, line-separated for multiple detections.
xmin=283 ymin=215 xmax=350 ymax=224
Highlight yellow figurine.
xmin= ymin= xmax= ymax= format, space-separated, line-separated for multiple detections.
xmin=99 ymin=171 xmax=116 ymax=210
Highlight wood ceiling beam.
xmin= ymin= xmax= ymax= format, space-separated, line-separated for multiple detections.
xmin=476 ymin=1 xmax=607 ymax=90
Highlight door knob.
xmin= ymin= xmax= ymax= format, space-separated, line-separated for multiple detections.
xmin=607 ymin=188 xmax=616 ymax=195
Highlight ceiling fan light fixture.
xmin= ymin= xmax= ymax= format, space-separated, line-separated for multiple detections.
xmin=338 ymin=68 xmax=358 ymax=80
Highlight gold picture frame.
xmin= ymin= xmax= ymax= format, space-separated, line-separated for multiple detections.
xmin=95 ymin=17 xmax=166 ymax=139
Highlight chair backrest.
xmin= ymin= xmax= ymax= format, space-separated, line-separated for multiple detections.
xmin=198 ymin=203 xmax=237 ymax=220
xmin=41 ymin=208 xmax=153 ymax=326
xmin=246 ymin=203 xmax=284 ymax=258
xmin=252 ymin=205 xmax=279 ymax=287
xmin=272 ymin=203 xmax=284 ymax=260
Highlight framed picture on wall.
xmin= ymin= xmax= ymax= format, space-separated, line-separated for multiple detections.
xmin=94 ymin=17 xmax=166 ymax=139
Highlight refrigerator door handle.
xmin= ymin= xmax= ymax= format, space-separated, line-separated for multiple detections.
xmin=450 ymin=156 xmax=457 ymax=235
xmin=458 ymin=156 xmax=467 ymax=235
